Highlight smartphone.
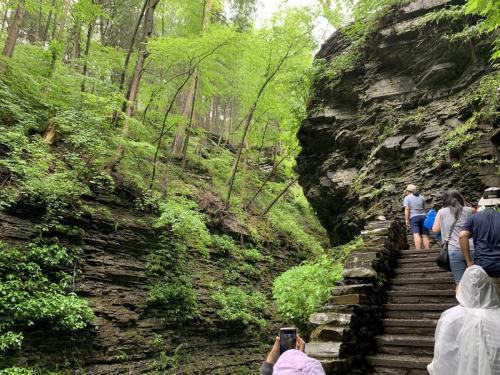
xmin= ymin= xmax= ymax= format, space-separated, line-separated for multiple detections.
xmin=279 ymin=327 xmax=297 ymax=354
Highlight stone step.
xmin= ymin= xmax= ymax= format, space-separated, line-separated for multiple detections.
xmin=376 ymin=334 xmax=434 ymax=356
xmin=371 ymin=366 xmax=430 ymax=375
xmin=387 ymin=289 xmax=456 ymax=304
xmin=392 ymin=270 xmax=452 ymax=280
xmin=383 ymin=319 xmax=439 ymax=328
xmin=384 ymin=303 xmax=455 ymax=311
xmin=383 ymin=325 xmax=436 ymax=335
xmin=391 ymin=277 xmax=455 ymax=287
xmin=384 ymin=309 xmax=443 ymax=320
xmin=368 ymin=353 xmax=432 ymax=370
xmin=398 ymin=253 xmax=440 ymax=261
xmin=399 ymin=249 xmax=440 ymax=255
xmin=394 ymin=266 xmax=450 ymax=274
xmin=388 ymin=295 xmax=456 ymax=304
xmin=377 ymin=334 xmax=434 ymax=346
xmin=397 ymin=257 xmax=438 ymax=265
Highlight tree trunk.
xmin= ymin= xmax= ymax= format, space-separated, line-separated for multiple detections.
xmin=150 ymin=68 xmax=195 ymax=187
xmin=262 ymin=178 xmax=298 ymax=216
xmin=2 ymin=0 xmax=26 ymax=58
xmin=1 ymin=7 xmax=9 ymax=32
xmin=181 ymin=75 xmax=199 ymax=168
xmin=81 ymin=21 xmax=95 ymax=92
xmin=58 ymin=0 xmax=72 ymax=37
xmin=244 ymin=150 xmax=293 ymax=210
xmin=171 ymin=0 xmax=213 ymax=157
xmin=109 ymin=0 xmax=160 ymax=170
xmin=118 ymin=0 xmax=148 ymax=91
xmin=42 ymin=0 xmax=57 ymax=44
xmin=256 ymin=120 xmax=269 ymax=164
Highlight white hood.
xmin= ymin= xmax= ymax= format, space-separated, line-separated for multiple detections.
xmin=428 ymin=266 xmax=500 ymax=375
xmin=456 ymin=265 xmax=500 ymax=309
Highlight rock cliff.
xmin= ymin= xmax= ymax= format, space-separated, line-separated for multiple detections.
xmin=0 ymin=188 xmax=306 ymax=374
xmin=298 ymin=0 xmax=499 ymax=245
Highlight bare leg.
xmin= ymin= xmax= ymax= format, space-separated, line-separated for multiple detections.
xmin=422 ymin=235 xmax=430 ymax=250
xmin=413 ymin=233 xmax=422 ymax=250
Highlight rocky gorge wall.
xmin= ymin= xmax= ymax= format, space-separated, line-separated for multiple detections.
xmin=0 ymin=188 xmax=306 ymax=374
xmin=298 ymin=0 xmax=500 ymax=244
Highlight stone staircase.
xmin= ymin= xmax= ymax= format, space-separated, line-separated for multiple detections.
xmin=367 ymin=243 xmax=456 ymax=374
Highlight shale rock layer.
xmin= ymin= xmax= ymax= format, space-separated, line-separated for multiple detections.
xmin=298 ymin=0 xmax=499 ymax=244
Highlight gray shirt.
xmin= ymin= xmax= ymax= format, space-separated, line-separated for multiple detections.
xmin=437 ymin=206 xmax=475 ymax=250
xmin=403 ymin=194 xmax=426 ymax=218
xmin=260 ymin=362 xmax=273 ymax=375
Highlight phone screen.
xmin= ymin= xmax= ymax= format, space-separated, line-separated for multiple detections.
xmin=279 ymin=327 xmax=297 ymax=354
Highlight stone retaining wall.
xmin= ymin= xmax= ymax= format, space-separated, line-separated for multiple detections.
xmin=306 ymin=218 xmax=408 ymax=374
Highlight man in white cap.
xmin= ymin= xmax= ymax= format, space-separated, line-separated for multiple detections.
xmin=459 ymin=187 xmax=500 ymax=297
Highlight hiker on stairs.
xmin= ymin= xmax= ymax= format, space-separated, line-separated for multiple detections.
xmin=432 ymin=189 xmax=475 ymax=284
xmin=459 ymin=187 xmax=500 ymax=298
xmin=403 ymin=184 xmax=430 ymax=250
xmin=427 ymin=265 xmax=500 ymax=375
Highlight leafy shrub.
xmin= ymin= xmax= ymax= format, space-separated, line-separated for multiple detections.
xmin=0 ymin=368 xmax=34 ymax=375
xmin=267 ymin=209 xmax=324 ymax=255
xmin=147 ymin=282 xmax=199 ymax=321
xmin=212 ymin=286 xmax=268 ymax=329
xmin=273 ymin=256 xmax=342 ymax=325
xmin=0 ymin=241 xmax=94 ymax=354
xmin=238 ymin=262 xmax=261 ymax=279
xmin=212 ymin=234 xmax=238 ymax=256
xmin=243 ymin=248 xmax=264 ymax=263
xmin=154 ymin=197 xmax=212 ymax=256
xmin=273 ymin=237 xmax=363 ymax=325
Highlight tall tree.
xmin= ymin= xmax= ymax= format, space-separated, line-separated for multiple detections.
xmin=224 ymin=28 xmax=311 ymax=209
xmin=2 ymin=0 xmax=26 ymax=58
xmin=110 ymin=0 xmax=160 ymax=169
xmin=171 ymin=0 xmax=213 ymax=158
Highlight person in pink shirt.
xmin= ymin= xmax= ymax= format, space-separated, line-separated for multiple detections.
xmin=260 ymin=336 xmax=326 ymax=375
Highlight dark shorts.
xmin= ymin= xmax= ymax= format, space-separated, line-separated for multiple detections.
xmin=409 ymin=215 xmax=429 ymax=235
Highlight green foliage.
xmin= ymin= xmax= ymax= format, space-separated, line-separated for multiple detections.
xmin=445 ymin=116 xmax=478 ymax=153
xmin=0 ymin=368 xmax=35 ymax=375
xmin=465 ymin=0 xmax=500 ymax=62
xmin=147 ymin=282 xmax=199 ymax=321
xmin=212 ymin=234 xmax=238 ymax=256
xmin=243 ymin=248 xmax=263 ymax=263
xmin=211 ymin=286 xmax=268 ymax=328
xmin=154 ymin=197 xmax=212 ymax=256
xmin=272 ymin=236 xmax=363 ymax=325
xmin=272 ymin=257 xmax=342 ymax=324
xmin=0 ymin=241 xmax=94 ymax=355
xmin=268 ymin=209 xmax=324 ymax=256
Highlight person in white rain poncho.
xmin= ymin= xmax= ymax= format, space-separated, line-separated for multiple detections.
xmin=428 ymin=265 xmax=500 ymax=375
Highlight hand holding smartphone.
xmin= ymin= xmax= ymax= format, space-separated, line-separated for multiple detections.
xmin=279 ymin=327 xmax=297 ymax=354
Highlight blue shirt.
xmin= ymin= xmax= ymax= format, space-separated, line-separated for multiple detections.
xmin=403 ymin=194 xmax=426 ymax=218
xmin=463 ymin=210 xmax=500 ymax=277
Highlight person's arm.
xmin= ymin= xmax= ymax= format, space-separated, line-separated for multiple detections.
xmin=432 ymin=212 xmax=441 ymax=234
xmin=405 ymin=206 xmax=410 ymax=226
xmin=459 ymin=230 xmax=473 ymax=267
xmin=260 ymin=337 xmax=280 ymax=375
xmin=460 ymin=216 xmax=474 ymax=267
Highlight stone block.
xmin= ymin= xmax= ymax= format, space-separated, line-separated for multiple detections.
xmin=365 ymin=77 xmax=416 ymax=101
xmin=310 ymin=312 xmax=352 ymax=326
xmin=328 ymin=294 xmax=367 ymax=305
xmin=306 ymin=342 xmax=342 ymax=359
xmin=310 ymin=326 xmax=349 ymax=342
xmin=330 ymin=284 xmax=374 ymax=296
xmin=417 ymin=62 xmax=457 ymax=87
xmin=361 ymin=227 xmax=390 ymax=236
xmin=400 ymin=135 xmax=419 ymax=159
xmin=343 ymin=267 xmax=377 ymax=279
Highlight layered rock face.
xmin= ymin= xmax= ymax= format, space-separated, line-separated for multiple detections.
xmin=0 ymin=191 xmax=303 ymax=374
xmin=298 ymin=0 xmax=499 ymax=244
